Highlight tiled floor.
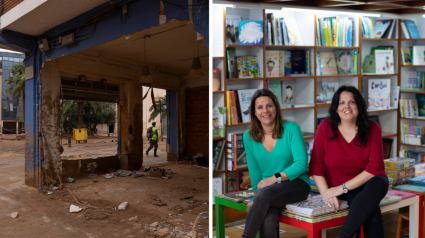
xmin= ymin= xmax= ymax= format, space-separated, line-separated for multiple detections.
xmin=214 ymin=210 xmax=403 ymax=238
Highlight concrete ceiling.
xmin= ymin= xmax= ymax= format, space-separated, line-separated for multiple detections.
xmin=1 ymin=0 xmax=110 ymax=36
xmin=77 ymin=20 xmax=208 ymax=76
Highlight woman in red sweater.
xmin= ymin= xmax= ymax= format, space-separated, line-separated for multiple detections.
xmin=309 ymin=86 xmax=388 ymax=238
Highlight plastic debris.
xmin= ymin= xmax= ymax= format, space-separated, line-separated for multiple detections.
xmin=104 ymin=174 xmax=114 ymax=179
xmin=52 ymin=186 xmax=60 ymax=190
xmin=118 ymin=202 xmax=129 ymax=211
xmin=70 ymin=205 xmax=83 ymax=213
xmin=67 ymin=177 xmax=75 ymax=183
xmin=47 ymin=191 xmax=53 ymax=195
xmin=11 ymin=212 xmax=18 ymax=218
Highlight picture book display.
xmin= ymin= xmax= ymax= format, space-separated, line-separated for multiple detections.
xmin=317 ymin=52 xmax=338 ymax=75
xmin=374 ymin=50 xmax=394 ymax=74
xmin=367 ymin=79 xmax=391 ymax=110
xmin=285 ymin=18 xmax=304 ymax=46
xmin=213 ymin=139 xmax=226 ymax=171
xmin=239 ymin=20 xmax=263 ymax=45
xmin=401 ymin=48 xmax=412 ymax=65
xmin=373 ymin=20 xmax=392 ymax=38
xmin=334 ymin=50 xmax=356 ymax=75
xmin=291 ymin=50 xmax=307 ymax=75
xmin=320 ymin=78 xmax=338 ymax=101
xmin=390 ymin=86 xmax=400 ymax=109
xmin=227 ymin=171 xmax=239 ymax=192
xmin=212 ymin=177 xmax=223 ymax=204
xmin=404 ymin=20 xmax=420 ymax=39
xmin=236 ymin=56 xmax=261 ymax=78
xmin=286 ymin=195 xmax=349 ymax=217
xmin=416 ymin=94 xmax=425 ymax=116
xmin=213 ymin=107 xmax=227 ymax=137
xmin=226 ymin=15 xmax=241 ymax=45
xmin=412 ymin=46 xmax=425 ymax=65
xmin=237 ymin=89 xmax=258 ymax=123
xmin=281 ymin=80 xmax=296 ymax=104
xmin=268 ymin=79 xmax=283 ymax=104
xmin=265 ymin=51 xmax=279 ymax=77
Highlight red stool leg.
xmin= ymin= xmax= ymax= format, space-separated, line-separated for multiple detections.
xmin=360 ymin=226 xmax=365 ymax=238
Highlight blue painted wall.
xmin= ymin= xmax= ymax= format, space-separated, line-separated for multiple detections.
xmin=166 ymin=90 xmax=178 ymax=156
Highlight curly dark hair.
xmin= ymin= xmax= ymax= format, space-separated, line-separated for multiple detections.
xmin=248 ymin=89 xmax=284 ymax=142
xmin=328 ymin=85 xmax=370 ymax=147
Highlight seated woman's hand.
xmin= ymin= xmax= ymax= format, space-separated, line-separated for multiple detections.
xmin=323 ymin=196 xmax=340 ymax=212
xmin=324 ymin=186 xmax=343 ymax=200
xmin=257 ymin=177 xmax=277 ymax=191
xmin=246 ymin=201 xmax=254 ymax=213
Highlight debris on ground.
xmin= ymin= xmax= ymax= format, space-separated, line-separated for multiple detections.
xmin=67 ymin=177 xmax=75 ymax=183
xmin=70 ymin=205 xmax=83 ymax=213
xmin=47 ymin=191 xmax=53 ymax=195
xmin=10 ymin=212 xmax=18 ymax=218
xmin=104 ymin=174 xmax=114 ymax=179
xmin=151 ymin=198 xmax=167 ymax=206
xmin=118 ymin=202 xmax=129 ymax=211
xmin=128 ymin=215 xmax=138 ymax=222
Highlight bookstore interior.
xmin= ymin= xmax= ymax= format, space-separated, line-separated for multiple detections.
xmin=212 ymin=1 xmax=425 ymax=236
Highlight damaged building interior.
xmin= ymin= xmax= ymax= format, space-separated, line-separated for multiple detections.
xmin=0 ymin=1 xmax=209 ymax=237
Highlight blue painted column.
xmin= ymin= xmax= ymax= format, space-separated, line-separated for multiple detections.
xmin=166 ymin=90 xmax=178 ymax=161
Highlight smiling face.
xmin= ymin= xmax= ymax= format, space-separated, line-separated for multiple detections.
xmin=337 ymin=91 xmax=359 ymax=123
xmin=254 ymin=96 xmax=277 ymax=127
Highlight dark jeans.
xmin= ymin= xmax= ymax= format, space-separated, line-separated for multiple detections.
xmin=242 ymin=178 xmax=310 ymax=238
xmin=337 ymin=176 xmax=389 ymax=238
xmin=148 ymin=140 xmax=158 ymax=150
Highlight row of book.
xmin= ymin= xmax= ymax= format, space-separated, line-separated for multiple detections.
xmin=212 ymin=139 xmax=225 ymax=172
xmin=400 ymin=151 xmax=425 ymax=177
xmin=316 ymin=17 xmax=356 ymax=47
xmin=400 ymin=20 xmax=421 ymax=39
xmin=404 ymin=71 xmax=425 ymax=88
xmin=400 ymin=124 xmax=425 ymax=145
xmin=401 ymin=47 xmax=425 ymax=66
xmin=362 ymin=17 xmax=397 ymax=39
xmin=265 ymin=50 xmax=311 ymax=77
xmin=225 ymin=89 xmax=255 ymax=125
xmin=399 ymin=97 xmax=425 ymax=118
xmin=265 ymin=13 xmax=302 ymax=46
xmin=227 ymin=133 xmax=247 ymax=171
xmin=316 ymin=50 xmax=358 ymax=76
xmin=362 ymin=49 xmax=394 ymax=74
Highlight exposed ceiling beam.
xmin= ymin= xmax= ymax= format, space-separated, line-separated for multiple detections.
xmin=318 ymin=1 xmax=366 ymax=7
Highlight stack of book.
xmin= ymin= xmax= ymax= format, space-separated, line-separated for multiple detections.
xmin=362 ymin=18 xmax=397 ymax=39
xmin=316 ymin=17 xmax=356 ymax=47
xmin=281 ymin=210 xmax=349 ymax=223
xmin=218 ymin=190 xmax=255 ymax=203
xmin=400 ymin=20 xmax=420 ymax=39
xmin=385 ymin=157 xmax=416 ymax=186
xmin=394 ymin=184 xmax=425 ymax=195
xmin=408 ymin=175 xmax=425 ymax=186
xmin=399 ymin=150 xmax=425 ymax=163
xmin=400 ymin=124 xmax=425 ymax=146
xmin=286 ymin=195 xmax=349 ymax=217
xmin=225 ymin=89 xmax=257 ymax=125
xmin=265 ymin=50 xmax=311 ymax=77
xmin=316 ymin=50 xmax=358 ymax=76
xmin=378 ymin=194 xmax=403 ymax=206
xmin=405 ymin=71 xmax=425 ymax=89
xmin=227 ymin=133 xmax=247 ymax=171
xmin=265 ymin=13 xmax=303 ymax=46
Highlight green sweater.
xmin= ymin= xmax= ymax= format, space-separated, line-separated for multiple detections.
xmin=243 ymin=120 xmax=310 ymax=193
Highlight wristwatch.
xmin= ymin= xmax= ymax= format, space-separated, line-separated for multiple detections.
xmin=274 ymin=173 xmax=282 ymax=184
xmin=342 ymin=183 xmax=348 ymax=194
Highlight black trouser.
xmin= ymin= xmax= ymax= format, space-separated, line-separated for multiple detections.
xmin=337 ymin=176 xmax=389 ymax=238
xmin=242 ymin=178 xmax=310 ymax=238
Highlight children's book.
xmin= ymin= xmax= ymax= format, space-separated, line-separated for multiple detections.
xmin=268 ymin=79 xmax=282 ymax=104
xmin=412 ymin=46 xmax=425 ymax=65
xmin=237 ymin=89 xmax=257 ymax=123
xmin=291 ymin=50 xmax=307 ymax=75
xmin=226 ymin=48 xmax=237 ymax=79
xmin=213 ymin=107 xmax=227 ymax=137
xmin=284 ymin=18 xmax=303 ymax=46
xmin=321 ymin=78 xmax=338 ymax=100
xmin=213 ymin=139 xmax=226 ymax=171
xmin=374 ymin=50 xmax=394 ymax=74
xmin=278 ymin=51 xmax=286 ymax=77
xmin=401 ymin=48 xmax=412 ymax=65
xmin=286 ymin=195 xmax=349 ymax=216
xmin=236 ymin=56 xmax=261 ymax=78
xmin=318 ymin=52 xmax=338 ymax=75
xmin=281 ymin=80 xmax=296 ymax=104
xmin=334 ymin=50 xmax=355 ymax=75
xmin=212 ymin=177 xmax=223 ymax=204
xmin=233 ymin=133 xmax=247 ymax=169
xmin=390 ymin=86 xmax=400 ymax=109
xmin=239 ymin=20 xmax=263 ymax=45
xmin=225 ymin=15 xmax=242 ymax=45
xmin=265 ymin=51 xmax=279 ymax=77
xmin=227 ymin=172 xmax=240 ymax=192
xmin=373 ymin=20 xmax=392 ymax=38
xmin=379 ymin=194 xmax=402 ymax=206
xmin=284 ymin=51 xmax=292 ymax=76
xmin=404 ymin=20 xmax=420 ymax=39
xmin=416 ymin=94 xmax=425 ymax=116
xmin=408 ymin=175 xmax=425 ymax=186
xmin=368 ymin=79 xmax=391 ymax=110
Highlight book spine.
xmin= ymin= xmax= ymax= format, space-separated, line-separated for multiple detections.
xmin=320 ymin=18 xmax=326 ymax=47
xmin=368 ymin=18 xmax=375 ymax=38
xmin=327 ymin=19 xmax=333 ymax=46
xmin=354 ymin=51 xmax=358 ymax=75
xmin=317 ymin=52 xmax=322 ymax=76
xmin=268 ymin=22 xmax=272 ymax=45
xmin=226 ymin=50 xmax=231 ymax=79
xmin=401 ymin=22 xmax=410 ymax=39
xmin=316 ymin=18 xmax=321 ymax=46
xmin=233 ymin=134 xmax=237 ymax=170
xmin=347 ymin=21 xmax=352 ymax=47
xmin=230 ymin=91 xmax=239 ymax=125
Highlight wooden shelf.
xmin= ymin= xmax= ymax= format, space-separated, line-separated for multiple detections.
xmin=361 ymin=38 xmax=398 ymax=41
xmin=316 ymin=46 xmax=359 ymax=49
xmin=213 ymin=136 xmax=225 ymax=141
xmin=401 ymin=38 xmax=425 ymax=41
xmin=400 ymin=143 xmax=425 ymax=148
xmin=236 ymin=166 xmax=248 ymax=171
xmin=226 ymin=45 xmax=262 ymax=48
xmin=281 ymin=106 xmax=315 ymax=111
xmin=265 ymin=45 xmax=315 ymax=48
xmin=367 ymin=109 xmax=397 ymax=113
xmin=382 ymin=133 xmax=397 ymax=138
xmin=213 ymin=91 xmax=225 ymax=94
xmin=361 ymin=74 xmax=398 ymax=77
xmin=316 ymin=103 xmax=331 ymax=108
xmin=228 ymin=123 xmax=250 ymax=128
xmin=400 ymin=117 xmax=425 ymax=121
xmin=304 ymin=135 xmax=315 ymax=140
xmin=226 ymin=78 xmax=264 ymax=82
xmin=316 ymin=75 xmax=358 ymax=78
xmin=266 ymin=76 xmax=313 ymax=80
xmin=400 ymin=91 xmax=425 ymax=94
xmin=213 ymin=171 xmax=226 ymax=175
xmin=401 ymin=65 xmax=425 ymax=67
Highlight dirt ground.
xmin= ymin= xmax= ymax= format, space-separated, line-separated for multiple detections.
xmin=0 ymin=139 xmax=209 ymax=238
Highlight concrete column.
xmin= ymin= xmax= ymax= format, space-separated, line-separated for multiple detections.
xmin=40 ymin=60 xmax=61 ymax=176
xmin=127 ymin=79 xmax=144 ymax=169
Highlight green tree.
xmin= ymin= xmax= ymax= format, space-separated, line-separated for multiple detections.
xmin=4 ymin=61 xmax=25 ymax=121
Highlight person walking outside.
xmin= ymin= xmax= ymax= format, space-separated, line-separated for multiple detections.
xmin=146 ymin=122 xmax=159 ymax=157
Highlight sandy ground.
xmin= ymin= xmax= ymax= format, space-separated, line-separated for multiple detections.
xmin=0 ymin=139 xmax=209 ymax=238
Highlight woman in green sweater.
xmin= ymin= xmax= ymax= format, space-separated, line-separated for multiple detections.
xmin=242 ymin=89 xmax=310 ymax=238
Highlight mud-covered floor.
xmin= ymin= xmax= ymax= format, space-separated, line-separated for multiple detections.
xmin=0 ymin=139 xmax=209 ymax=238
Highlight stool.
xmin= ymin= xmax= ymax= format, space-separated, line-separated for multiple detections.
xmin=396 ymin=213 xmax=409 ymax=238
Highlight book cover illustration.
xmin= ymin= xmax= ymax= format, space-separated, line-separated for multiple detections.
xmin=286 ymin=195 xmax=349 ymax=216
xmin=213 ymin=107 xmax=227 ymax=137
xmin=321 ymin=78 xmax=338 ymax=101
xmin=373 ymin=20 xmax=392 ymax=38
xmin=334 ymin=50 xmax=355 ymax=75
xmin=416 ymin=94 xmax=425 ymax=116
xmin=278 ymin=51 xmax=286 ymax=77
xmin=291 ymin=50 xmax=307 ymax=75
xmin=226 ymin=15 xmax=242 ymax=45
xmin=212 ymin=177 xmax=223 ymax=204
xmin=239 ymin=21 xmax=263 ymax=45
xmin=386 ymin=189 xmax=416 ymax=200
xmin=375 ymin=50 xmax=394 ymax=74
xmin=266 ymin=51 xmax=279 ymax=77
xmin=284 ymin=51 xmax=292 ymax=76
xmin=237 ymin=89 xmax=258 ymax=123
xmin=401 ymin=48 xmax=412 ymax=65
xmin=234 ymin=133 xmax=247 ymax=169
xmin=227 ymin=172 xmax=240 ymax=192
xmin=318 ymin=52 xmax=338 ymax=75
xmin=268 ymin=79 xmax=282 ymax=104
xmin=368 ymin=79 xmax=391 ymax=110
xmin=285 ymin=18 xmax=304 ymax=46
xmin=404 ymin=20 xmax=420 ymax=39
xmin=412 ymin=46 xmax=425 ymax=65
xmin=281 ymin=80 xmax=296 ymax=104
xmin=213 ymin=139 xmax=225 ymax=171
xmin=236 ymin=56 xmax=260 ymax=78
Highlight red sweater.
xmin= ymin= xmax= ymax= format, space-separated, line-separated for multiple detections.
xmin=309 ymin=118 xmax=387 ymax=188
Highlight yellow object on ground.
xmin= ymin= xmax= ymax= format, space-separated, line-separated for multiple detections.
xmin=73 ymin=128 xmax=88 ymax=143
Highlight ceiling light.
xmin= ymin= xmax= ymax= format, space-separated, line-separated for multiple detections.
xmin=423 ymin=14 xmax=425 ymax=18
